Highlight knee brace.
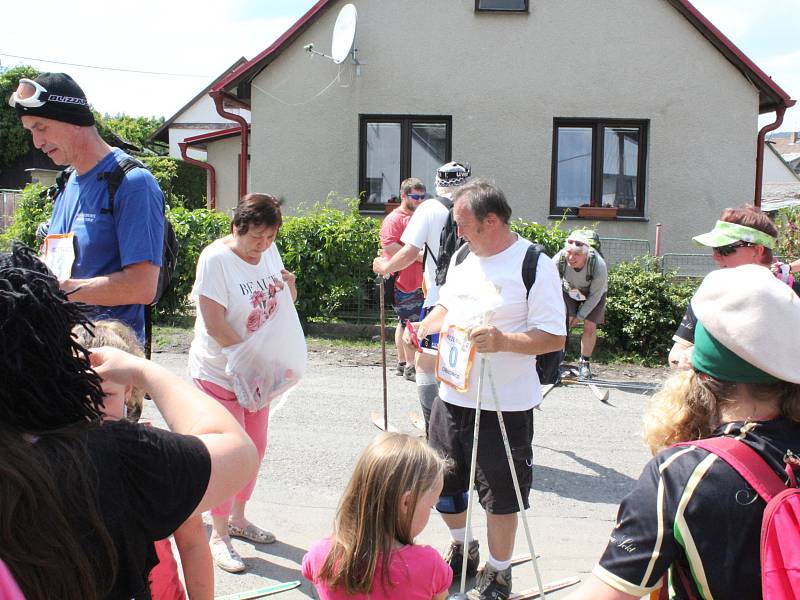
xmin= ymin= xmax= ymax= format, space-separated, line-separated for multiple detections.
xmin=436 ymin=491 xmax=470 ymax=514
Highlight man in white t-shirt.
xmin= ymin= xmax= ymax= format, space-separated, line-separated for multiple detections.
xmin=413 ymin=180 xmax=565 ymax=600
xmin=372 ymin=161 xmax=471 ymax=433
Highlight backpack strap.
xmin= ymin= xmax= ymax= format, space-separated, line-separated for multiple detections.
xmin=98 ymin=156 xmax=146 ymax=215
xmin=522 ymin=244 xmax=544 ymax=300
xmin=453 ymin=244 xmax=471 ymax=266
xmin=676 ymin=437 xmax=786 ymax=502
xmin=587 ymin=252 xmax=596 ymax=283
xmin=558 ymin=253 xmax=566 ymax=279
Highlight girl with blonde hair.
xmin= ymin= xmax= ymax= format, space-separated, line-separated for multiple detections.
xmin=302 ymin=433 xmax=452 ymax=599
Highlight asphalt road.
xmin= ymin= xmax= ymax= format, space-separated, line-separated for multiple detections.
xmin=147 ymin=349 xmax=660 ymax=599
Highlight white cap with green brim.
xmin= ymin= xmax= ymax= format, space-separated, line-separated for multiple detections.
xmin=692 ymin=220 xmax=776 ymax=249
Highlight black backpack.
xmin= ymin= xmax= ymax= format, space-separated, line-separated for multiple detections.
xmin=453 ymin=243 xmax=565 ymax=385
xmin=425 ymin=196 xmax=464 ymax=286
xmin=41 ymin=156 xmax=178 ymax=305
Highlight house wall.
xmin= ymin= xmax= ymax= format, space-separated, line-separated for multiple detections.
xmin=206 ymin=136 xmax=241 ymax=215
xmin=248 ymin=0 xmax=760 ymax=253
xmin=167 ymin=96 xmax=250 ymax=159
xmin=764 ymin=145 xmax=800 ymax=184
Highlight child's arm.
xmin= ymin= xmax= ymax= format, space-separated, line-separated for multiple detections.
xmin=173 ymin=516 xmax=213 ymax=600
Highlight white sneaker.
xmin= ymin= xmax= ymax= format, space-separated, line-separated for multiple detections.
xmin=210 ymin=537 xmax=246 ymax=573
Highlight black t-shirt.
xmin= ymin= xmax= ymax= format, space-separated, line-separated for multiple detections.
xmin=595 ymin=419 xmax=800 ymax=599
xmin=673 ymin=303 xmax=697 ymax=345
xmin=44 ymin=421 xmax=212 ymax=600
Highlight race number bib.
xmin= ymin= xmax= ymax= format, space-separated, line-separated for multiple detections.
xmin=436 ymin=325 xmax=477 ymax=392
xmin=43 ymin=232 xmax=76 ymax=281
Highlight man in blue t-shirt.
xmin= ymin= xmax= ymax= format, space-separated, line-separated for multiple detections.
xmin=10 ymin=72 xmax=164 ymax=342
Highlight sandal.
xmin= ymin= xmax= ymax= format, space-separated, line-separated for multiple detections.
xmin=228 ymin=521 xmax=276 ymax=544
xmin=210 ymin=537 xmax=246 ymax=573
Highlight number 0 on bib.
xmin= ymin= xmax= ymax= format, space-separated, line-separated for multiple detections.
xmin=436 ymin=325 xmax=477 ymax=392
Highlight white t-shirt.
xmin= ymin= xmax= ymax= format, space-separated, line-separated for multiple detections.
xmin=400 ymin=197 xmax=450 ymax=307
xmin=437 ymin=236 xmax=566 ymax=411
xmin=189 ymin=238 xmax=287 ymax=390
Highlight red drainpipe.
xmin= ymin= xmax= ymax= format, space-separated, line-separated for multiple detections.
xmin=754 ymin=105 xmax=787 ymax=208
xmin=210 ymin=90 xmax=251 ymax=199
xmin=179 ymin=142 xmax=217 ymax=210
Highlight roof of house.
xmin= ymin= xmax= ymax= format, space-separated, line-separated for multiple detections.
xmin=181 ymin=126 xmax=245 ymax=150
xmin=761 ymin=182 xmax=800 ymax=212
xmin=211 ymin=0 xmax=794 ymax=114
xmin=151 ymin=57 xmax=248 ymax=143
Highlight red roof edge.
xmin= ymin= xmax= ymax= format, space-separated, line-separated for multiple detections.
xmin=183 ymin=126 xmax=246 ymax=146
xmin=211 ymin=0 xmax=334 ymax=94
xmin=669 ymin=0 xmax=795 ymax=113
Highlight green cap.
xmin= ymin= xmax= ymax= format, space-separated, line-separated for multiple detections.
xmin=692 ymin=220 xmax=776 ymax=249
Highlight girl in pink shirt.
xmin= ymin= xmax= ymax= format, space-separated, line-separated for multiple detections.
xmin=302 ymin=433 xmax=452 ymax=599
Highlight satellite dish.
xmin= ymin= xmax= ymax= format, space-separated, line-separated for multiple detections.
xmin=330 ymin=4 xmax=357 ymax=64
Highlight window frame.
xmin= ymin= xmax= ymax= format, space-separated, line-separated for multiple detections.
xmin=358 ymin=114 xmax=452 ymax=212
xmin=474 ymin=0 xmax=529 ymax=12
xmin=549 ymin=117 xmax=649 ymax=218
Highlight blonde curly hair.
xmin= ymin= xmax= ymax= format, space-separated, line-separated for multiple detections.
xmin=643 ymin=370 xmax=800 ymax=454
xmin=71 ymin=320 xmax=145 ymax=421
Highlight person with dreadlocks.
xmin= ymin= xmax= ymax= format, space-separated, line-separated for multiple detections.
xmin=0 ymin=243 xmax=258 ymax=600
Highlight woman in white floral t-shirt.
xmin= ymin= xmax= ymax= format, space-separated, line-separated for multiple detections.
xmin=189 ymin=193 xmax=297 ymax=573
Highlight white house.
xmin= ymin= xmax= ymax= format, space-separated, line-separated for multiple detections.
xmin=151 ymin=58 xmax=250 ymax=161
xmin=198 ymin=0 xmax=795 ymax=254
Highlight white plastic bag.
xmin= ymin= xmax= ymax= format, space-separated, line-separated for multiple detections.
xmin=222 ymin=285 xmax=307 ymax=412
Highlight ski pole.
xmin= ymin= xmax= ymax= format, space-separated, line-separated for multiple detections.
xmin=376 ymin=274 xmax=388 ymax=431
xmin=487 ymin=365 xmax=547 ymax=599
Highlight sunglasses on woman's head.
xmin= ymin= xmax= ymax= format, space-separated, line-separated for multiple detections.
xmin=714 ymin=241 xmax=754 ymax=257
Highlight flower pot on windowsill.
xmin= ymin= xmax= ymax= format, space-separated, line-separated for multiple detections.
xmin=577 ymin=206 xmax=618 ymax=220
xmin=384 ymin=202 xmax=400 ymax=215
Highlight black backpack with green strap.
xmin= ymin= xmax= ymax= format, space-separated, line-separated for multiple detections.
xmin=453 ymin=243 xmax=565 ymax=385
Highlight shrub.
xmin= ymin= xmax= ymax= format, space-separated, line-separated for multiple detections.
xmin=602 ymin=256 xmax=698 ymax=364
xmin=141 ymin=156 xmax=207 ymax=210
xmin=0 ymin=183 xmax=51 ymax=250
xmin=510 ymin=218 xmax=568 ymax=256
xmin=773 ymin=205 xmax=800 ymax=260
xmin=153 ymin=207 xmax=231 ymax=320
xmin=278 ymin=196 xmax=380 ymax=321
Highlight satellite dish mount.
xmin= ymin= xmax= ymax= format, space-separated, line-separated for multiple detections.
xmin=304 ymin=3 xmax=365 ymax=75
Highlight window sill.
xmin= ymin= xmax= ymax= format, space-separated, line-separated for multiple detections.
xmin=548 ymin=213 xmax=649 ymax=223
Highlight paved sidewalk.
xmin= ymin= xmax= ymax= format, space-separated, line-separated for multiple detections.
xmin=148 ymin=351 xmax=657 ymax=599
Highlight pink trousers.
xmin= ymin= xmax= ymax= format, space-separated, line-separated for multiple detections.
xmin=193 ymin=379 xmax=270 ymax=517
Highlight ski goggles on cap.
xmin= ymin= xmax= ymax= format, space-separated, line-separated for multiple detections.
xmin=692 ymin=220 xmax=776 ymax=250
xmin=8 ymin=79 xmax=48 ymax=108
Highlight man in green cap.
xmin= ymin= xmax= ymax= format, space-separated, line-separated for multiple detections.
xmin=668 ymin=206 xmax=782 ymax=368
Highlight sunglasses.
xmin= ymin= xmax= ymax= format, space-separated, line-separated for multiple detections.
xmin=407 ymin=193 xmax=426 ymax=201
xmin=7 ymin=79 xmax=48 ymax=108
xmin=567 ymin=240 xmax=586 ymax=248
xmin=713 ymin=242 xmax=755 ymax=257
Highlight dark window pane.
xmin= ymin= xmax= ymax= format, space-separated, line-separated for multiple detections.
xmin=556 ymin=127 xmax=592 ymax=208
xmin=411 ymin=122 xmax=448 ymax=193
xmin=602 ymin=127 xmax=639 ymax=209
xmin=365 ymin=122 xmax=401 ymax=203
xmin=477 ymin=0 xmax=527 ymax=10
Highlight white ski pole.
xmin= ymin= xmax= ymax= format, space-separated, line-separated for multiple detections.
xmin=487 ymin=365 xmax=547 ymax=599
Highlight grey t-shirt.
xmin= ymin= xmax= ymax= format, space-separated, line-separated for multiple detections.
xmin=552 ymin=249 xmax=608 ymax=319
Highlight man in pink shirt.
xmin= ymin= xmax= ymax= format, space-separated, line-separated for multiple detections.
xmin=380 ymin=178 xmax=426 ymax=381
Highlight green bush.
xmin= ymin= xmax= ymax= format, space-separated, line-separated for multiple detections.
xmin=278 ymin=196 xmax=380 ymax=320
xmin=154 ymin=207 xmax=231 ymax=320
xmin=141 ymin=156 xmax=206 ymax=211
xmin=510 ymin=218 xmax=568 ymax=256
xmin=0 ymin=183 xmax=51 ymax=250
xmin=603 ymin=256 xmax=698 ymax=364
xmin=774 ymin=205 xmax=800 ymax=260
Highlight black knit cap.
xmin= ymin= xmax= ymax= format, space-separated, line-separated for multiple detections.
xmin=14 ymin=72 xmax=95 ymax=126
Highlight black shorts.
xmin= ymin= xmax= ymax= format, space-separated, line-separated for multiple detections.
xmin=429 ymin=396 xmax=534 ymax=515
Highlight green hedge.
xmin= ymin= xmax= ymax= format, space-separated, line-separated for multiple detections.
xmin=511 ymin=218 xmax=568 ymax=256
xmin=153 ymin=207 xmax=230 ymax=320
xmin=278 ymin=197 xmax=380 ymax=320
xmin=603 ymin=256 xmax=698 ymax=363
xmin=0 ymin=183 xmax=50 ymax=250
